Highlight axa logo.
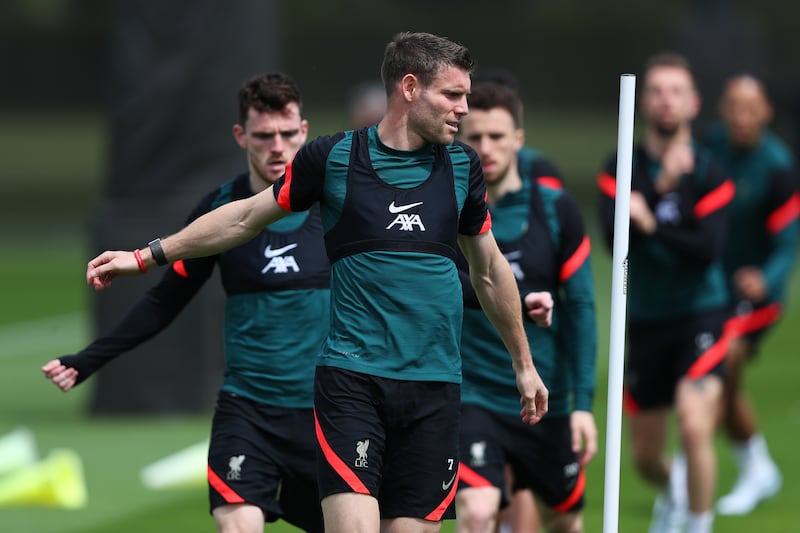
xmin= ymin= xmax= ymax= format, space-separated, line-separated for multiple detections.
xmin=386 ymin=200 xmax=426 ymax=231
xmin=227 ymin=454 xmax=245 ymax=480
xmin=355 ymin=439 xmax=370 ymax=468
xmin=262 ymin=243 xmax=300 ymax=274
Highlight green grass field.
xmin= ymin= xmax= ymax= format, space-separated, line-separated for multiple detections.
xmin=1 ymin=111 xmax=799 ymax=532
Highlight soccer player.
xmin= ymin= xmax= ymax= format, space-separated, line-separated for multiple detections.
xmin=347 ymin=80 xmax=387 ymax=128
xmin=455 ymin=80 xmax=597 ymax=533
xmin=78 ymin=32 xmax=551 ymax=533
xmin=42 ymin=73 xmax=327 ymax=533
xmin=597 ymin=52 xmax=734 ymax=533
xmin=704 ymin=74 xmax=799 ymax=515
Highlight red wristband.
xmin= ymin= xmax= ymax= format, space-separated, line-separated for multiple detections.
xmin=133 ymin=249 xmax=148 ymax=273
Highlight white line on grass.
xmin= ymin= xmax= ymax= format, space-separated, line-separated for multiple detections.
xmin=0 ymin=312 xmax=88 ymax=359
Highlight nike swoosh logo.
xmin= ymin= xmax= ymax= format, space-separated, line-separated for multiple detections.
xmin=441 ymin=472 xmax=457 ymax=491
xmin=388 ymin=201 xmax=423 ymax=213
xmin=264 ymin=243 xmax=298 ymax=258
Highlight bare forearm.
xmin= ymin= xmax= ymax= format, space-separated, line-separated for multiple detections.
xmin=141 ymin=192 xmax=285 ymax=268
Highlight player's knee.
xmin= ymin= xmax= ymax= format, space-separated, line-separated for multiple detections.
xmin=543 ymin=510 xmax=583 ymax=533
xmin=456 ymin=489 xmax=500 ymax=532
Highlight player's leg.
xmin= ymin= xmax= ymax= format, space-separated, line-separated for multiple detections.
xmin=718 ymin=322 xmax=782 ymax=515
xmin=455 ymin=487 xmax=502 ymax=533
xmin=212 ymin=504 xmax=264 ymax=533
xmin=674 ymin=307 xmax=727 ymax=533
xmin=313 ymin=367 xmax=386 ymax=533
xmin=508 ymin=415 xmax=586 ymax=533
xmin=322 ymin=492 xmax=381 ymax=533
xmin=207 ymin=392 xmax=285 ymax=533
xmin=537 ymin=505 xmax=582 ymax=533
xmin=276 ymin=408 xmax=324 ymax=532
xmin=625 ymin=321 xmax=685 ymax=533
xmin=379 ymin=378 xmax=461 ymax=533
xmin=499 ymin=487 xmax=539 ymax=533
xmin=675 ymin=375 xmax=722 ymax=512
xmin=456 ymin=404 xmax=507 ymax=533
xmin=722 ymin=336 xmax=757 ymax=440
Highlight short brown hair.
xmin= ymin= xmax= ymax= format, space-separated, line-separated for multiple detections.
xmin=381 ymin=32 xmax=474 ymax=91
xmin=467 ymin=81 xmax=523 ymax=127
xmin=643 ymin=52 xmax=695 ymax=86
xmin=237 ymin=72 xmax=303 ymax=125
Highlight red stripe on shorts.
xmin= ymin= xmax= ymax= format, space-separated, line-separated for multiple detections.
xmin=457 ymin=463 xmax=493 ymax=488
xmin=687 ymin=331 xmax=730 ymax=379
xmin=207 ymin=465 xmax=245 ymax=504
xmin=425 ymin=464 xmax=460 ymax=521
xmin=313 ymin=408 xmax=370 ymax=495
xmin=726 ymin=303 xmax=782 ymax=337
xmin=552 ymin=468 xmax=586 ymax=513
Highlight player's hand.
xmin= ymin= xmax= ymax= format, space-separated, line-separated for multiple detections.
xmin=524 ymin=291 xmax=553 ymax=328
xmin=570 ymin=410 xmax=598 ymax=467
xmin=41 ymin=359 xmax=78 ymax=392
xmin=86 ymin=250 xmax=142 ymax=291
xmin=734 ymin=266 xmax=767 ymax=302
xmin=655 ymin=143 xmax=694 ymax=194
xmin=516 ymin=366 xmax=549 ymax=425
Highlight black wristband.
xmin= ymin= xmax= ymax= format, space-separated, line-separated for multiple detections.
xmin=148 ymin=238 xmax=169 ymax=266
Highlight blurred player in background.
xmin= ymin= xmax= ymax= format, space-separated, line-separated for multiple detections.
xmin=704 ymin=74 xmax=799 ymax=516
xmin=455 ymin=80 xmax=598 ymax=533
xmin=597 ymin=53 xmax=733 ymax=533
xmin=42 ymin=72 xmax=327 ymax=533
xmin=347 ymin=80 xmax=387 ymax=128
xmin=467 ymin=67 xmax=568 ymax=533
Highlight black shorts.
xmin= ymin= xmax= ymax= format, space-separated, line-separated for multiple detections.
xmin=313 ymin=365 xmax=460 ymax=521
xmin=625 ymin=307 xmax=728 ymax=411
xmin=458 ymin=404 xmax=585 ymax=513
xmin=207 ymin=391 xmax=322 ymax=533
xmin=727 ymin=300 xmax=782 ymax=354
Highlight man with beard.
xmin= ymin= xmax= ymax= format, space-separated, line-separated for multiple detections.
xmin=76 ymin=32 xmax=550 ymax=533
xmin=43 ymin=72 xmax=327 ymax=533
xmin=597 ymin=53 xmax=734 ymax=533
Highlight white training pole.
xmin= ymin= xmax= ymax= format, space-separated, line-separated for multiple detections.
xmin=603 ymin=73 xmax=636 ymax=533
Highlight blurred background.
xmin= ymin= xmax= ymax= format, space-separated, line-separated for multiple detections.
xmin=2 ymin=0 xmax=799 ymax=531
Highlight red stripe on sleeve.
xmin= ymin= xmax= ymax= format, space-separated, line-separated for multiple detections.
xmin=275 ymin=161 xmax=294 ymax=211
xmin=693 ymin=179 xmax=735 ymax=219
xmin=597 ymin=172 xmax=617 ymax=198
xmin=313 ymin=409 xmax=370 ymax=495
xmin=457 ymin=463 xmax=493 ymax=488
xmin=766 ymin=193 xmax=800 ymax=235
xmin=425 ymin=464 xmax=461 ymax=521
xmin=479 ymin=211 xmax=493 ymax=234
xmin=560 ymin=236 xmax=591 ymax=283
xmin=552 ymin=469 xmax=586 ymax=513
xmin=207 ymin=465 xmax=245 ymax=504
xmin=172 ymin=260 xmax=188 ymax=278
xmin=537 ymin=176 xmax=563 ymax=190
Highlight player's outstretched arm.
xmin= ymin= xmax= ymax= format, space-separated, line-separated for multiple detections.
xmin=87 ymin=188 xmax=288 ymax=290
xmin=458 ymin=231 xmax=549 ymax=425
